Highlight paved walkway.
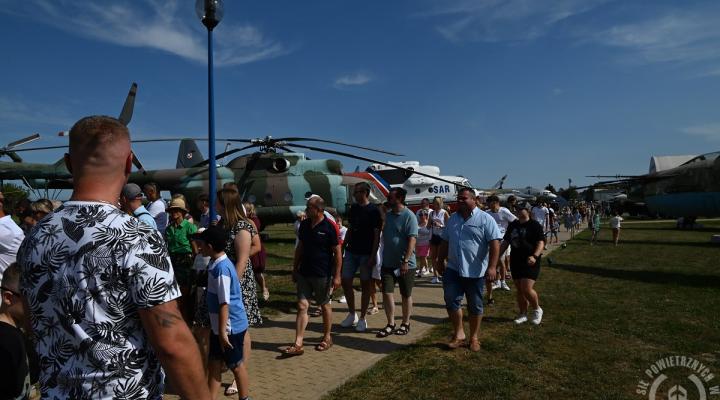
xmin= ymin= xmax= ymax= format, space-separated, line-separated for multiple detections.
xmin=166 ymin=223 xmax=585 ymax=400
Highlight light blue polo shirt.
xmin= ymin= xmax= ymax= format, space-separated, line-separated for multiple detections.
xmin=441 ymin=207 xmax=503 ymax=278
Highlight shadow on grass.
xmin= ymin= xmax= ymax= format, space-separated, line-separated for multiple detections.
xmin=575 ymin=237 xmax=718 ymax=248
xmin=548 ymin=263 xmax=720 ymax=288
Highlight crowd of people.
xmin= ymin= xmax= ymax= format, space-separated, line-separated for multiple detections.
xmin=0 ymin=115 xmax=615 ymax=400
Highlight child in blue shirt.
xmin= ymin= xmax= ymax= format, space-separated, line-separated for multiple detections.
xmin=195 ymin=226 xmax=251 ymax=400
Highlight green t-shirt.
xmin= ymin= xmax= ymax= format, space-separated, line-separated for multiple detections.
xmin=382 ymin=207 xmax=419 ymax=270
xmin=165 ymin=219 xmax=197 ymax=254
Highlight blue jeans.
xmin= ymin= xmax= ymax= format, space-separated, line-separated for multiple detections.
xmin=442 ymin=268 xmax=485 ymax=316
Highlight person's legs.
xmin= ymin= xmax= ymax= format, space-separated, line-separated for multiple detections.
xmin=613 ymin=228 xmax=620 ymax=245
xmin=359 ymin=279 xmax=372 ymax=319
xmin=383 ymin=293 xmax=395 ymax=325
xmin=429 ymin=243 xmax=440 ymax=281
xmin=443 ymin=268 xmax=466 ymax=342
xmin=398 ymin=271 xmax=415 ymax=325
xmin=341 ymin=252 xmax=359 ymax=318
xmin=381 ymin=270 xmax=396 ymax=326
xmin=516 ymin=280 xmax=528 ymax=315
xmin=230 ymin=362 xmax=250 ymax=399
xmin=341 ymin=277 xmax=355 ymax=314
xmin=255 ymin=272 xmax=268 ymax=299
xmin=294 ymin=299 xmax=309 ymax=346
xmin=207 ymin=359 xmax=224 ymax=399
xmin=485 ymin=279 xmax=494 ymax=304
xmin=521 ymin=279 xmax=539 ymax=310
xmin=320 ymin=302 xmax=333 ymax=342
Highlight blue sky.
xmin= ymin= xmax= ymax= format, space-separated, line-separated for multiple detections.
xmin=2 ymin=0 xmax=720 ymax=192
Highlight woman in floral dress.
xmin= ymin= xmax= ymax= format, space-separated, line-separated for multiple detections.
xmin=217 ymin=188 xmax=262 ymax=395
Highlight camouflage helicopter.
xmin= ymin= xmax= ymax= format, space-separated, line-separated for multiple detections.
xmin=587 ymin=151 xmax=720 ymax=218
xmin=2 ymin=83 xmax=477 ymax=224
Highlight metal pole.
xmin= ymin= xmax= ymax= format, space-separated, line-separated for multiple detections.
xmin=207 ymin=28 xmax=218 ymax=223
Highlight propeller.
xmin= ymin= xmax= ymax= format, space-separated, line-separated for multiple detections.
xmin=274 ymin=137 xmax=404 ymax=156
xmin=0 ymin=133 xmax=41 ymax=162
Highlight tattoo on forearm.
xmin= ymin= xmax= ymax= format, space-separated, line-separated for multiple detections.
xmin=154 ymin=310 xmax=183 ymax=328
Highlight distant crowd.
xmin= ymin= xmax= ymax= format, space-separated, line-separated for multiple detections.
xmin=0 ymin=115 xmax=624 ymax=400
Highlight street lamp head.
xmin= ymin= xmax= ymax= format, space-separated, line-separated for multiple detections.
xmin=196 ymin=0 xmax=224 ymax=30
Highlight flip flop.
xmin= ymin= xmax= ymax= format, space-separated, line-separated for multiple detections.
xmin=315 ymin=340 xmax=333 ymax=351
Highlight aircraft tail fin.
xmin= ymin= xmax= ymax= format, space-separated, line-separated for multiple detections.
xmin=177 ymin=139 xmax=205 ymax=168
xmin=118 ymin=82 xmax=137 ymax=126
xmin=492 ymin=175 xmax=507 ymax=190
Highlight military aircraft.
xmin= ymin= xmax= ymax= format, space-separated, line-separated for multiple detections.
xmin=587 ymin=151 xmax=720 ymax=218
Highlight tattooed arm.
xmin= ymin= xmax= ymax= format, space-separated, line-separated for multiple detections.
xmin=139 ymin=301 xmax=211 ymax=400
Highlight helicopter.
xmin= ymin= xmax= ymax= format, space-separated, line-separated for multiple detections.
xmin=1 ymin=82 xmax=486 ymax=224
xmin=587 ymin=151 xmax=720 ymax=218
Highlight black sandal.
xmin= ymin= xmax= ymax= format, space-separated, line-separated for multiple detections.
xmin=395 ymin=323 xmax=410 ymax=335
xmin=376 ymin=324 xmax=396 ymax=338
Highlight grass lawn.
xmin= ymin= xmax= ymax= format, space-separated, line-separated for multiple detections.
xmin=317 ymin=220 xmax=720 ymax=400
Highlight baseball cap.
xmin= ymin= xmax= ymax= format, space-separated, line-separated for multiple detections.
xmin=122 ymin=183 xmax=144 ymax=199
xmin=192 ymin=226 xmax=228 ymax=252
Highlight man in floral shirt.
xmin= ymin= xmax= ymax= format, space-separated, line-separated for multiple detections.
xmin=17 ymin=116 xmax=210 ymax=400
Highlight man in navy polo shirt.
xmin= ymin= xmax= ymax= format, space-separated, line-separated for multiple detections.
xmin=284 ymin=195 xmax=342 ymax=356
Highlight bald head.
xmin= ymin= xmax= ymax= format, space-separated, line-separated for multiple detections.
xmin=67 ymin=115 xmax=132 ymax=179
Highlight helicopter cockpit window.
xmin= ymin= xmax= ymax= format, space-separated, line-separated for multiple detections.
xmin=373 ymin=168 xmax=413 ymax=185
xmin=415 ymin=188 xmax=421 ymax=194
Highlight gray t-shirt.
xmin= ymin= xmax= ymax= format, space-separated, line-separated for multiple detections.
xmin=382 ymin=207 xmax=419 ymax=270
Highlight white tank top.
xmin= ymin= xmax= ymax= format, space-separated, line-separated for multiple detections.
xmin=429 ymin=209 xmax=447 ymax=236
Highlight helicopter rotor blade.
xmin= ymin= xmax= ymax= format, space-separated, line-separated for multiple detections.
xmin=283 ymin=143 xmax=475 ymax=190
xmin=276 ymin=137 xmax=404 ymax=156
xmin=6 ymin=133 xmax=40 ymax=150
xmin=191 ymin=144 xmax=260 ymax=169
xmin=118 ymin=83 xmax=138 ymax=126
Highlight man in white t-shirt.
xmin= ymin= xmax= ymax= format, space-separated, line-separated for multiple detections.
xmin=0 ymin=192 xmax=24 ymax=282
xmin=143 ymin=182 xmax=168 ymax=232
xmin=531 ymin=203 xmax=549 ymax=233
xmin=610 ymin=212 xmax=624 ymax=246
xmin=485 ymin=195 xmax=517 ymax=294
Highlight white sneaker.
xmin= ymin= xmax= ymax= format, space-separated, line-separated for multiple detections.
xmin=430 ymin=277 xmax=439 ymax=284
xmin=514 ymin=314 xmax=528 ymax=324
xmin=500 ymin=281 xmax=511 ymax=291
xmin=340 ymin=313 xmax=358 ymax=328
xmin=338 ymin=296 xmax=347 ymax=304
xmin=530 ymin=307 xmax=544 ymax=325
xmin=355 ymin=319 xmax=368 ymax=332
xmin=491 ymin=281 xmax=501 ymax=290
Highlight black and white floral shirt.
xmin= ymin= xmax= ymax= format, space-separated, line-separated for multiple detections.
xmin=17 ymin=201 xmax=179 ymax=400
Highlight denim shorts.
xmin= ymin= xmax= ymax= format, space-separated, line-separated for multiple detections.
xmin=341 ymin=251 xmax=372 ymax=280
xmin=442 ymin=267 xmax=485 ymax=316
xmin=209 ymin=330 xmax=246 ymax=369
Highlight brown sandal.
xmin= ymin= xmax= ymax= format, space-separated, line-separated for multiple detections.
xmin=469 ymin=338 xmax=481 ymax=352
xmin=283 ymin=344 xmax=304 ymax=356
xmin=315 ymin=340 xmax=333 ymax=351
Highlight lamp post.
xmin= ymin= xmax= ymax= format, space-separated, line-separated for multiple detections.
xmin=196 ymin=0 xmax=224 ymax=223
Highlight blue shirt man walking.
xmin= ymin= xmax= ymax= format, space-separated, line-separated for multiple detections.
xmin=437 ymin=187 xmax=502 ymax=352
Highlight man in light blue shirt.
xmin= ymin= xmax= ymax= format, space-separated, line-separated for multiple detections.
xmin=437 ymin=187 xmax=502 ymax=352
xmin=121 ymin=183 xmax=158 ymax=230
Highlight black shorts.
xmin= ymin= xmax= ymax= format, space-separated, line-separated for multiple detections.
xmin=511 ymin=257 xmax=541 ymax=281
xmin=209 ymin=330 xmax=247 ymax=369
xmin=430 ymin=234 xmax=444 ymax=246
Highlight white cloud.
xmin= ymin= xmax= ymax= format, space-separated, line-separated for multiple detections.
xmin=681 ymin=123 xmax=720 ymax=141
xmin=334 ymin=72 xmax=373 ymax=89
xmin=588 ymin=9 xmax=720 ymax=65
xmin=418 ymin=0 xmax=612 ymax=43
xmin=1 ymin=0 xmax=290 ymax=66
